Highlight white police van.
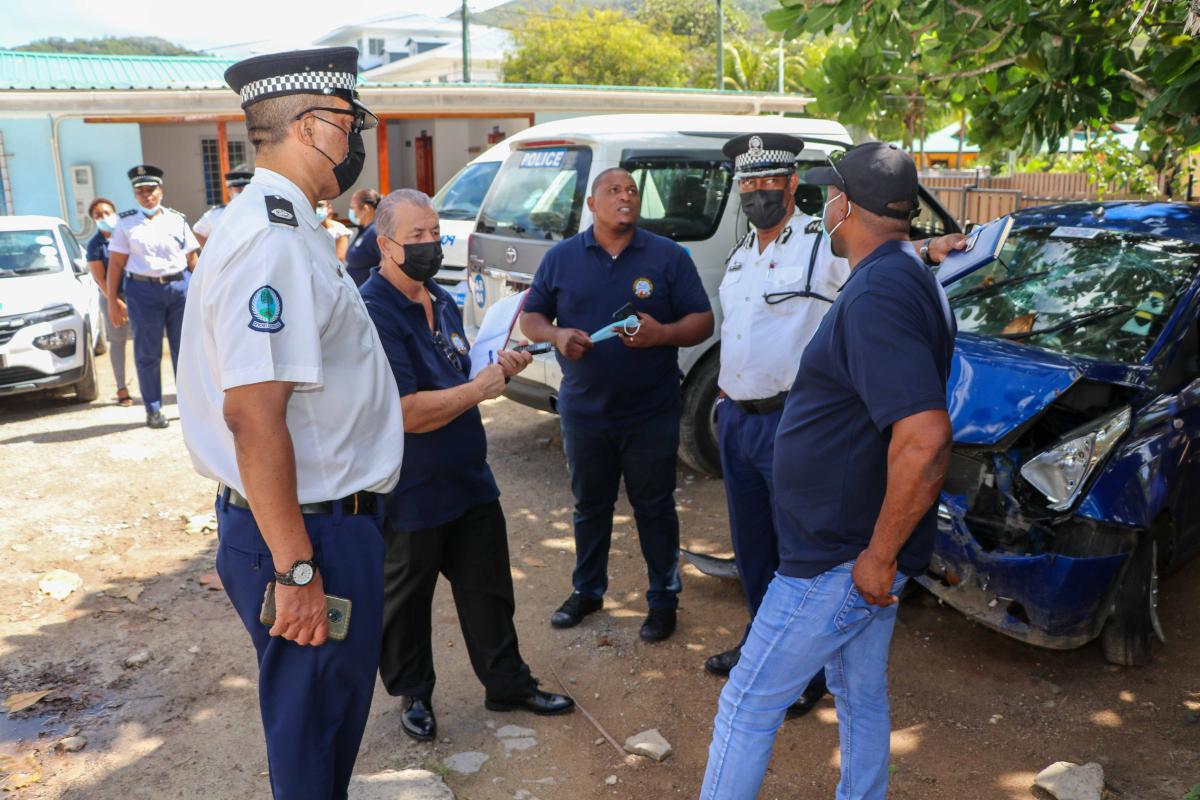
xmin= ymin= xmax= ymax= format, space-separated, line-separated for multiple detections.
xmin=0 ymin=215 xmax=104 ymax=401
xmin=466 ymin=114 xmax=960 ymax=475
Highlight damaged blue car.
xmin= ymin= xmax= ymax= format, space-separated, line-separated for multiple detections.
xmin=924 ymin=201 xmax=1200 ymax=666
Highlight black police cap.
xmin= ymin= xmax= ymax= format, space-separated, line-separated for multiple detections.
xmin=225 ymin=46 xmax=362 ymax=109
xmin=127 ymin=164 xmax=164 ymax=187
xmin=722 ymin=133 xmax=805 ymax=180
xmin=804 ymin=142 xmax=919 ymax=221
xmin=224 ymin=170 xmax=254 ymax=188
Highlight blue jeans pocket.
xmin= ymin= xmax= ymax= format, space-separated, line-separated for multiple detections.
xmin=832 ymin=574 xmax=908 ymax=634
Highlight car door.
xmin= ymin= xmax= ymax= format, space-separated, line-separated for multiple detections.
xmin=57 ymin=225 xmax=96 ymax=329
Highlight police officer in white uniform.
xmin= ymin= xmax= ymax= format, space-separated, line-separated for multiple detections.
xmin=107 ymin=165 xmax=200 ymax=429
xmin=193 ymin=168 xmax=254 ymax=246
xmin=706 ymin=134 xmax=965 ymax=718
xmin=176 ymin=47 xmax=403 ymax=800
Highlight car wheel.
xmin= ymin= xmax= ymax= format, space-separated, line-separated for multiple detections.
xmin=74 ymin=332 xmax=99 ymax=403
xmin=1100 ymin=535 xmax=1161 ymax=667
xmin=678 ymin=350 xmax=722 ymax=477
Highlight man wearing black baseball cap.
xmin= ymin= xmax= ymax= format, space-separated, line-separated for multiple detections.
xmin=701 ymin=142 xmax=958 ymax=800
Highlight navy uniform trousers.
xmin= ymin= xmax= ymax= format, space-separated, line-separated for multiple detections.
xmin=215 ymin=490 xmax=385 ymax=800
xmin=123 ymin=272 xmax=188 ymax=414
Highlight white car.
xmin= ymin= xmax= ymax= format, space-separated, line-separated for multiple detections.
xmin=432 ymin=139 xmax=509 ymax=305
xmin=0 ymin=215 xmax=104 ymax=401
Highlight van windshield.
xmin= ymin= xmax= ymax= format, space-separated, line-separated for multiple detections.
xmin=623 ymin=155 xmax=732 ymax=241
xmin=0 ymin=230 xmax=64 ymax=278
xmin=476 ymin=147 xmax=592 ymax=240
xmin=434 ymin=161 xmax=502 ymax=221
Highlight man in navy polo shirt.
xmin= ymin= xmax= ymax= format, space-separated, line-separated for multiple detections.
xmin=362 ymin=189 xmax=574 ymax=745
xmin=520 ymin=167 xmax=714 ymax=642
xmin=700 ymin=143 xmax=955 ymax=800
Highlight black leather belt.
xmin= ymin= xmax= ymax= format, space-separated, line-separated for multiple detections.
xmin=734 ymin=393 xmax=787 ymax=414
xmin=126 ymin=271 xmax=185 ymax=284
xmin=220 ymin=484 xmax=379 ymax=516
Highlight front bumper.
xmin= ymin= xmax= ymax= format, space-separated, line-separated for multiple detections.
xmin=916 ymin=497 xmax=1130 ymax=649
xmin=0 ymin=313 xmax=86 ymax=396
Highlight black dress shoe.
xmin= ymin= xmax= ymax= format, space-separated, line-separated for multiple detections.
xmin=786 ymin=677 xmax=829 ymax=719
xmin=550 ymin=593 xmax=602 ymax=629
xmin=485 ymin=688 xmax=575 ymax=716
xmin=639 ymin=608 xmax=677 ymax=642
xmin=704 ymin=646 xmax=741 ymax=677
xmin=146 ymin=411 xmax=169 ymax=429
xmin=401 ymin=696 xmax=436 ymax=742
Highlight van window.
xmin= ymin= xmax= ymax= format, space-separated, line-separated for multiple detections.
xmin=434 ymin=161 xmax=502 ymax=221
xmin=0 ymin=230 xmax=65 ymax=278
xmin=622 ymin=154 xmax=733 ymax=242
xmin=477 ymin=147 xmax=592 ymax=241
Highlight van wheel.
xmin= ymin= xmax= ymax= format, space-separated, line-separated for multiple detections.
xmin=74 ymin=333 xmax=99 ymax=403
xmin=1100 ymin=536 xmax=1160 ymax=667
xmin=678 ymin=351 xmax=722 ymax=477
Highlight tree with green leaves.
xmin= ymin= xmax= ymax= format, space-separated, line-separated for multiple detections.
xmin=766 ymin=0 xmax=1200 ymax=183
xmin=13 ymin=36 xmax=202 ymax=56
xmin=720 ymin=36 xmax=831 ymax=93
xmin=636 ymin=0 xmax=748 ymax=46
xmin=501 ymin=4 xmax=690 ymax=87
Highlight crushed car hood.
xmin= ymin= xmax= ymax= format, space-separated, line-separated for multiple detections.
xmin=949 ymin=334 xmax=1083 ymax=445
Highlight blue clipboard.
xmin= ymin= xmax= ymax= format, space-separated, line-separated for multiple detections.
xmin=936 ymin=215 xmax=1015 ymax=287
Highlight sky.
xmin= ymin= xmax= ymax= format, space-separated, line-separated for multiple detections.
xmin=1 ymin=0 xmax=512 ymax=51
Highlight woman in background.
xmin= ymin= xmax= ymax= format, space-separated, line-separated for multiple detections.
xmin=85 ymin=197 xmax=134 ymax=406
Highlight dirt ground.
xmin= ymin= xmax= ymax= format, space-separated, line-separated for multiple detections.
xmin=1 ymin=352 xmax=1198 ymax=800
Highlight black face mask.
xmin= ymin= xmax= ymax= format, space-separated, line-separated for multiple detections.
xmin=310 ymin=123 xmax=365 ymax=196
xmin=740 ymin=189 xmax=790 ymax=230
xmin=396 ymin=241 xmax=444 ymax=282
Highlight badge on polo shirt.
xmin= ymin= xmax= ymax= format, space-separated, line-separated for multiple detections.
xmin=632 ymin=277 xmax=655 ymax=299
xmin=248 ymin=285 xmax=285 ymax=333
xmin=450 ymin=332 xmax=468 ymax=354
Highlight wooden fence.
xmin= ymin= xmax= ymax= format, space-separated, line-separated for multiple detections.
xmin=919 ymin=170 xmax=1180 ymax=227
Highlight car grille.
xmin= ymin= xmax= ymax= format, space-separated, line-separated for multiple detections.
xmin=0 ymin=329 xmax=15 ymax=345
xmin=0 ymin=366 xmax=49 ymax=385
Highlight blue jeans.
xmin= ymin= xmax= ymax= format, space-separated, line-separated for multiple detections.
xmin=560 ymin=411 xmax=682 ymax=609
xmin=123 ymin=272 xmax=188 ymax=413
xmin=701 ymin=562 xmax=908 ymax=800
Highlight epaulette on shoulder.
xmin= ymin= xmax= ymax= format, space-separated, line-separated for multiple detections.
xmin=265 ymin=195 xmax=298 ymax=228
xmin=804 ymin=218 xmax=821 ymax=234
xmin=119 ymin=209 xmax=138 ymax=218
xmin=166 ymin=207 xmax=186 ymax=221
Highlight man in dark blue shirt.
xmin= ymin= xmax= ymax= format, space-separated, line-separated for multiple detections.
xmin=521 ymin=167 xmax=714 ymax=642
xmin=700 ymin=143 xmax=954 ymax=800
xmin=362 ymin=189 xmax=574 ymax=745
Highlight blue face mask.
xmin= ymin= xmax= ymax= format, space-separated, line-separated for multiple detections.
xmin=590 ymin=315 xmax=641 ymax=343
xmin=315 ymin=206 xmax=329 ymax=222
xmin=348 ymin=208 xmax=359 ymax=225
xmin=822 ymin=192 xmax=850 ymax=240
xmin=141 ymin=204 xmax=161 ymax=217
xmin=96 ymin=215 xmax=116 ymax=233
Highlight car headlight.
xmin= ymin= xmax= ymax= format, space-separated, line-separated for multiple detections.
xmin=1020 ymin=406 xmax=1131 ymax=511
xmin=33 ymin=329 xmax=77 ymax=357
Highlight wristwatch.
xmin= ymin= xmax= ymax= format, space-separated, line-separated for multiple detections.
xmin=275 ymin=558 xmax=316 ymax=587
xmin=919 ymin=241 xmax=935 ymax=266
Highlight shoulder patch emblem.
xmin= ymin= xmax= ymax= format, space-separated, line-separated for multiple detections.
xmin=248 ymin=285 xmax=285 ymax=333
xmin=119 ymin=209 xmax=138 ymax=218
xmin=450 ymin=332 xmax=468 ymax=354
xmin=632 ymin=277 xmax=655 ymax=299
xmin=265 ymin=195 xmax=298 ymax=228
xmin=805 ymin=218 xmax=822 ymax=234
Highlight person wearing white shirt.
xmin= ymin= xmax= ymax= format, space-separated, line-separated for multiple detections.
xmin=175 ymin=47 xmax=403 ymax=800
xmin=193 ymin=169 xmax=253 ymax=247
xmin=106 ymin=164 xmax=199 ymax=429
xmin=316 ymin=199 xmax=352 ymax=262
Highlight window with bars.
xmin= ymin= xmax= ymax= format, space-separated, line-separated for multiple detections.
xmin=200 ymin=138 xmax=247 ymax=206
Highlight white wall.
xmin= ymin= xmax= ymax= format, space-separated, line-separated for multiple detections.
xmin=383 ymin=117 xmax=531 ymax=197
xmin=138 ymin=121 xmax=252 ymax=224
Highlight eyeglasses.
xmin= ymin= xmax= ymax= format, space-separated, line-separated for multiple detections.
xmin=294 ymin=106 xmax=373 ymax=135
xmin=432 ymin=329 xmax=463 ymax=372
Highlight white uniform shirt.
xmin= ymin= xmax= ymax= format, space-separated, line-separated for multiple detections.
xmin=718 ymin=211 xmax=850 ymax=401
xmin=323 ymin=219 xmax=351 ymax=242
xmin=109 ymin=207 xmax=199 ymax=277
xmin=177 ymin=168 xmax=404 ymax=503
xmin=192 ymin=205 xmax=226 ymax=240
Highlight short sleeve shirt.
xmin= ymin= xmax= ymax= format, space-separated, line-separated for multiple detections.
xmin=85 ymin=232 xmax=109 ymax=271
xmin=773 ymin=240 xmax=955 ymax=578
xmin=361 ymin=273 xmax=499 ymax=531
xmin=108 ymin=208 xmax=199 ymax=278
xmin=192 ymin=205 xmax=226 ymax=239
xmin=177 ymin=168 xmax=404 ymax=503
xmin=523 ymin=226 xmax=712 ymax=429
xmin=345 ymin=222 xmax=381 ymax=286
xmin=719 ymin=212 xmax=849 ymax=401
